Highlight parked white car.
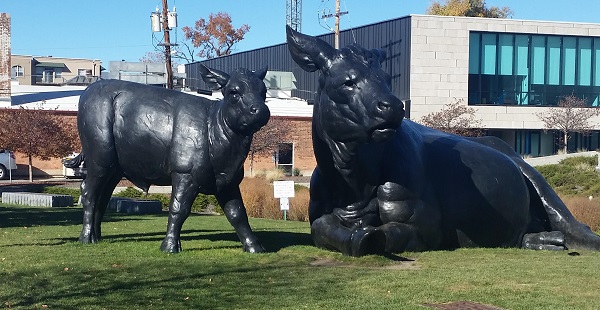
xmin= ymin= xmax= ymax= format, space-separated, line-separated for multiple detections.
xmin=62 ymin=153 xmax=86 ymax=179
xmin=0 ymin=149 xmax=17 ymax=180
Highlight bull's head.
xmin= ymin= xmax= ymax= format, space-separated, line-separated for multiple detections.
xmin=286 ymin=26 xmax=404 ymax=144
xmin=199 ymin=64 xmax=270 ymax=135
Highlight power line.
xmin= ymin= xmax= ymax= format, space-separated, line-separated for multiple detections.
xmin=320 ymin=0 xmax=348 ymax=49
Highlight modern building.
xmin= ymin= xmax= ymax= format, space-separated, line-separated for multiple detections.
xmin=186 ymin=14 xmax=600 ymax=157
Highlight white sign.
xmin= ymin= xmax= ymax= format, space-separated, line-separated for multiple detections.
xmin=279 ymin=197 xmax=290 ymax=211
xmin=273 ymin=180 xmax=295 ymax=198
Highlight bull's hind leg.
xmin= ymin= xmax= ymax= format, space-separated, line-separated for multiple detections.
xmin=522 ymin=231 xmax=566 ymax=251
xmin=216 ymin=185 xmax=265 ymax=253
xmin=161 ymin=173 xmax=198 ymax=253
xmin=79 ymin=167 xmax=123 ymax=243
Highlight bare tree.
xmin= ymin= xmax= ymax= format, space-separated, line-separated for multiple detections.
xmin=248 ymin=118 xmax=291 ymax=176
xmin=536 ymin=95 xmax=600 ymax=154
xmin=420 ymin=98 xmax=484 ymax=137
xmin=0 ymin=105 xmax=78 ymax=181
xmin=181 ymin=12 xmax=250 ymax=60
xmin=427 ymin=0 xmax=513 ymax=18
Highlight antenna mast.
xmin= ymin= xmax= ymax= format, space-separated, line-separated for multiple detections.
xmin=286 ymin=0 xmax=302 ymax=32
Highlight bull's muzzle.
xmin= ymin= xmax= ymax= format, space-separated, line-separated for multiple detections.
xmin=375 ymin=95 xmax=404 ymax=123
xmin=371 ymin=96 xmax=404 ymax=143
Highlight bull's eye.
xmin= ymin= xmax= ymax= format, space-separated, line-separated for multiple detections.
xmin=229 ymin=90 xmax=241 ymax=103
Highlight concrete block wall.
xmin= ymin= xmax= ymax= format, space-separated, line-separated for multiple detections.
xmin=0 ymin=13 xmax=10 ymax=101
xmin=2 ymin=192 xmax=74 ymax=208
xmin=408 ymin=15 xmax=600 ymax=129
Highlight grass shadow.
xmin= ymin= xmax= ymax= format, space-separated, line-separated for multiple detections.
xmin=197 ymin=230 xmax=313 ymax=252
xmin=0 ymin=205 xmax=146 ymax=228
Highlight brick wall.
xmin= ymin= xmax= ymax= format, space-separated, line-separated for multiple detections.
xmin=244 ymin=116 xmax=316 ymax=176
xmin=0 ymin=13 xmax=10 ymax=100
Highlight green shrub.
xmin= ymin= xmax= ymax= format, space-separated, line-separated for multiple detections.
xmin=42 ymin=186 xmax=81 ymax=201
xmin=146 ymin=193 xmax=171 ymax=210
xmin=112 ymin=186 xmax=221 ymax=214
xmin=113 ymin=186 xmax=144 ymax=198
xmin=192 ymin=194 xmax=221 ymax=214
xmin=535 ymin=155 xmax=600 ymax=196
xmin=559 ymin=155 xmax=598 ymax=167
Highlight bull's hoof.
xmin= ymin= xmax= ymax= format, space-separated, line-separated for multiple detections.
xmin=79 ymin=232 xmax=100 ymax=244
xmin=160 ymin=238 xmax=182 ymax=253
xmin=522 ymin=231 xmax=566 ymax=251
xmin=350 ymin=226 xmax=386 ymax=257
xmin=243 ymin=243 xmax=266 ymax=253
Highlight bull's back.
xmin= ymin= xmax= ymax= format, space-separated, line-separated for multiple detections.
xmin=78 ymin=80 xmax=210 ymax=186
xmin=396 ymin=121 xmax=530 ymax=246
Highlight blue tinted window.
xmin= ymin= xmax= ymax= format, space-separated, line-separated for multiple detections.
xmin=563 ymin=37 xmax=576 ymax=85
xmin=482 ymin=33 xmax=497 ymax=75
xmin=469 ymin=32 xmax=600 ymax=107
xmin=579 ymin=38 xmax=592 ymax=86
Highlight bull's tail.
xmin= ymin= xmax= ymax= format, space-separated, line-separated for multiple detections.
xmin=517 ymin=160 xmax=600 ymax=251
xmin=62 ymin=152 xmax=85 ymax=169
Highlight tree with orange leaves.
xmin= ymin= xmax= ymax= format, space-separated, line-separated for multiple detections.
xmin=182 ymin=12 xmax=250 ymax=60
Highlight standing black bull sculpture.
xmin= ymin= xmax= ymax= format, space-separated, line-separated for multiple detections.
xmin=63 ymin=65 xmax=270 ymax=253
xmin=286 ymin=26 xmax=600 ymax=256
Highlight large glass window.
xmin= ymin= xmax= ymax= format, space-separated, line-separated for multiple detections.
xmin=469 ymin=32 xmax=600 ymax=107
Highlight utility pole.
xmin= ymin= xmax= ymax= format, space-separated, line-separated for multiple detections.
xmin=151 ymin=0 xmax=178 ymax=89
xmin=321 ymin=0 xmax=348 ymax=49
xmin=161 ymin=0 xmax=173 ymax=89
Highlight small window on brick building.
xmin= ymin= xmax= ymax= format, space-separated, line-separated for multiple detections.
xmin=275 ymin=143 xmax=294 ymax=176
xmin=11 ymin=65 xmax=23 ymax=79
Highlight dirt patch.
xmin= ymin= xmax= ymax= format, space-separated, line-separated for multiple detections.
xmin=309 ymin=257 xmax=419 ymax=270
xmin=424 ymin=301 xmax=505 ymax=310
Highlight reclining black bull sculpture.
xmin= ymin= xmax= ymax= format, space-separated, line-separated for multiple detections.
xmin=63 ymin=65 xmax=269 ymax=253
xmin=286 ymin=26 xmax=600 ymax=256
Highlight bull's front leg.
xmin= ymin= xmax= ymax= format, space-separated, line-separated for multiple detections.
xmin=161 ymin=173 xmax=198 ymax=253
xmin=216 ymin=185 xmax=265 ymax=253
xmin=376 ymin=182 xmax=442 ymax=253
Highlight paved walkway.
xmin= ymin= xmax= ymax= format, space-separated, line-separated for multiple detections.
xmin=523 ymin=151 xmax=598 ymax=166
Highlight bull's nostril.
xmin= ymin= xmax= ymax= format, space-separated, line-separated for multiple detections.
xmin=377 ymin=101 xmax=391 ymax=111
xmin=250 ymin=106 xmax=258 ymax=114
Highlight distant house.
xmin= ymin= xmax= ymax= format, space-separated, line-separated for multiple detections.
xmin=11 ymin=55 xmax=102 ymax=86
xmin=108 ymin=61 xmax=186 ymax=89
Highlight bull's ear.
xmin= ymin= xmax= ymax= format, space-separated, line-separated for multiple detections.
xmin=286 ymin=25 xmax=336 ymax=72
xmin=253 ymin=66 xmax=268 ymax=80
xmin=372 ymin=49 xmax=387 ymax=64
xmin=199 ymin=64 xmax=229 ymax=90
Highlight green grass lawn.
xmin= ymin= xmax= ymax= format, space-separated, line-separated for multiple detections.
xmin=2 ymin=205 xmax=600 ymax=310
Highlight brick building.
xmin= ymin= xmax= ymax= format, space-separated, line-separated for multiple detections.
xmin=0 ymin=13 xmax=10 ymax=102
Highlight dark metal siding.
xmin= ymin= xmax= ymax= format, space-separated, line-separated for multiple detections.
xmin=186 ymin=16 xmax=412 ymax=104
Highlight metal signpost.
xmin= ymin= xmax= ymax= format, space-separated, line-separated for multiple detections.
xmin=273 ymin=180 xmax=295 ymax=220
